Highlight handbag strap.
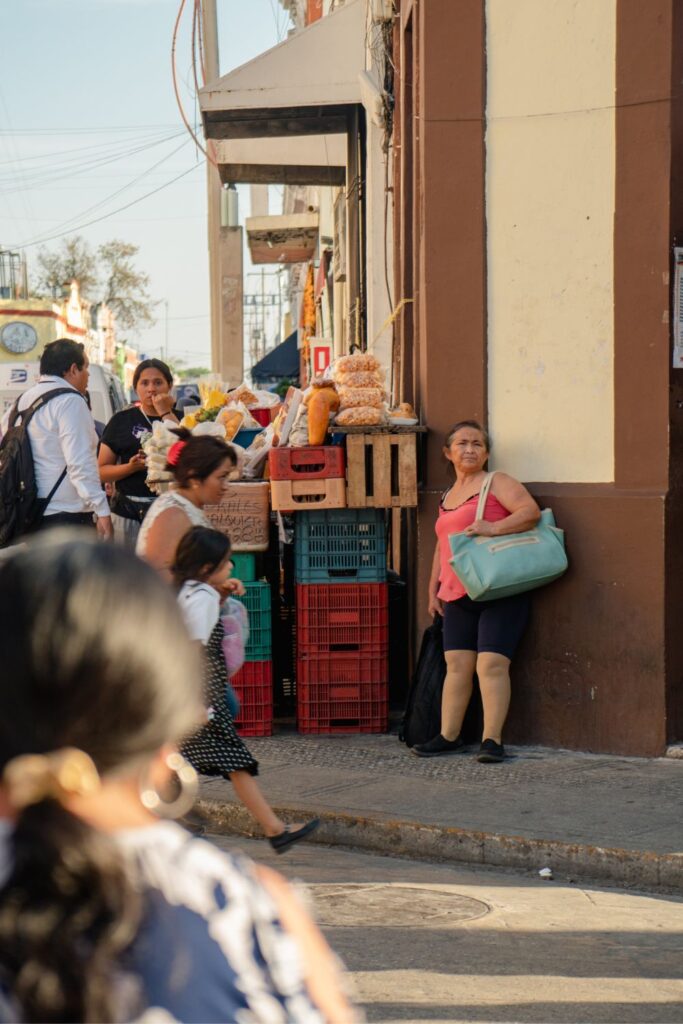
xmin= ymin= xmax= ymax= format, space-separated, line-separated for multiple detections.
xmin=474 ymin=471 xmax=496 ymax=521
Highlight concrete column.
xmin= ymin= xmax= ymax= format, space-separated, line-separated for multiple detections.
xmin=218 ymin=226 xmax=244 ymax=387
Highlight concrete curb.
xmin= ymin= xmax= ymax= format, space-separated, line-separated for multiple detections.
xmin=197 ymin=797 xmax=683 ymax=893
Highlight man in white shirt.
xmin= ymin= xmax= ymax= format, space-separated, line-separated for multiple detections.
xmin=16 ymin=339 xmax=113 ymax=538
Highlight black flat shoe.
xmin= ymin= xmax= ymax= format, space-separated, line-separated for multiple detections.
xmin=412 ymin=734 xmax=465 ymax=757
xmin=477 ymin=738 xmax=505 ymax=763
xmin=268 ymin=818 xmax=320 ymax=854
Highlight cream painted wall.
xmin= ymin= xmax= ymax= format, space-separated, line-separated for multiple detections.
xmin=486 ymin=0 xmax=616 ymax=482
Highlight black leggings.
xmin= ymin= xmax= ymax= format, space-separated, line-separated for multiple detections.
xmin=442 ymin=592 xmax=531 ymax=661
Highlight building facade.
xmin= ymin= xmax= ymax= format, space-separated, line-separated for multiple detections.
xmin=393 ymin=0 xmax=683 ymax=756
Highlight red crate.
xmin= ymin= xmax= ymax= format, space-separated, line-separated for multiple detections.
xmin=231 ymin=661 xmax=273 ymax=737
xmin=269 ymin=446 xmax=345 ymax=481
xmin=296 ymin=584 xmax=388 ymax=652
xmin=296 ymin=652 xmax=388 ymax=734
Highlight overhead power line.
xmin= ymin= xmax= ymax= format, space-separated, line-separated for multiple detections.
xmin=9 ymin=163 xmax=202 ymax=250
xmin=16 ymin=137 xmax=193 ymax=247
xmin=0 ymin=131 xmax=185 ymax=194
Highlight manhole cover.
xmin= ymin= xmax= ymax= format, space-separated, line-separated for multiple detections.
xmin=309 ymin=884 xmax=490 ymax=927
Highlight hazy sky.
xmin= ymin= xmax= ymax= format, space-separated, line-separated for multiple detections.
xmin=1 ymin=0 xmax=291 ymax=369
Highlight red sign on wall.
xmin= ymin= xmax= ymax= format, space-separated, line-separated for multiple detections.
xmin=310 ymin=338 xmax=333 ymax=375
xmin=306 ymin=0 xmax=323 ymax=25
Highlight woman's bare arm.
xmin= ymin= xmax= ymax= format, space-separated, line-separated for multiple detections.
xmin=98 ymin=442 xmax=146 ymax=483
xmin=256 ymin=865 xmax=358 ymax=1023
xmin=141 ymin=507 xmax=191 ymax=581
xmin=465 ymin=473 xmax=541 ymax=538
xmin=428 ymin=541 xmax=443 ymax=616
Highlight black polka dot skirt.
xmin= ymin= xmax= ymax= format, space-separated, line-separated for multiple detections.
xmin=182 ymin=620 xmax=258 ymax=778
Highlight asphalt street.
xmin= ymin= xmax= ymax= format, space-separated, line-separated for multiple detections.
xmin=210 ymin=833 xmax=683 ymax=1024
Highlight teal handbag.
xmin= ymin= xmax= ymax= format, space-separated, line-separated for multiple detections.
xmin=448 ymin=473 xmax=568 ymax=601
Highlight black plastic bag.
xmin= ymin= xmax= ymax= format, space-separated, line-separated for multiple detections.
xmin=398 ymin=616 xmax=446 ymax=747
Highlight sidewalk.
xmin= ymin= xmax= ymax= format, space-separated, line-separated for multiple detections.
xmin=197 ymin=732 xmax=683 ymax=892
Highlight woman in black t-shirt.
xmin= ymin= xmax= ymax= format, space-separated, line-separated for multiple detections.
xmin=99 ymin=359 xmax=180 ymax=546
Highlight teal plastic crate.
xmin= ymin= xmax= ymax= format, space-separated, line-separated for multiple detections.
xmin=237 ymin=581 xmax=272 ymax=660
xmin=230 ymin=552 xmax=256 ymax=583
xmin=294 ymin=509 xmax=386 ymax=583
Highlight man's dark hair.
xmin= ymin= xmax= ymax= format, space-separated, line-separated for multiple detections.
xmin=40 ymin=339 xmax=86 ymax=378
xmin=132 ymin=359 xmax=173 ymax=389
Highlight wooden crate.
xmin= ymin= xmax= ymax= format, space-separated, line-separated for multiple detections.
xmin=346 ymin=433 xmax=418 ymax=508
xmin=205 ymin=481 xmax=270 ymax=551
xmin=270 ymin=476 xmax=346 ymax=512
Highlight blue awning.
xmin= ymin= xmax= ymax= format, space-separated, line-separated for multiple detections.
xmin=251 ymin=331 xmax=300 ymax=385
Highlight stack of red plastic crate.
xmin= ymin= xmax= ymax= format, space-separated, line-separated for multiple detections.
xmin=276 ymin=444 xmax=389 ymax=733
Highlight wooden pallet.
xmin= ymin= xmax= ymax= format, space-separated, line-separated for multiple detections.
xmin=346 ymin=433 xmax=418 ymax=509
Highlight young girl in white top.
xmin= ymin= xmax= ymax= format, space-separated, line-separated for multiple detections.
xmin=173 ymin=526 xmax=319 ymax=854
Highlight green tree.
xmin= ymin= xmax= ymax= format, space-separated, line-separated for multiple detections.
xmin=98 ymin=239 xmax=156 ymax=333
xmin=35 ymin=236 xmax=99 ymax=298
xmin=33 ymin=235 xmax=156 ymax=335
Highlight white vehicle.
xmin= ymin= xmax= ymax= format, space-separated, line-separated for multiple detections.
xmin=87 ymin=363 xmax=127 ymax=429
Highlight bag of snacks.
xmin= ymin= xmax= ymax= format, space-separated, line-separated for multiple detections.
xmin=333 ymin=353 xmax=381 ymax=376
xmin=334 ymin=406 xmax=387 ymax=426
xmin=334 ymin=369 xmax=385 ymax=388
xmin=338 ymin=386 xmax=386 ymax=409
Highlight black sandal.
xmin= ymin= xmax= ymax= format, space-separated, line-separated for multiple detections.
xmin=268 ymin=818 xmax=320 ymax=854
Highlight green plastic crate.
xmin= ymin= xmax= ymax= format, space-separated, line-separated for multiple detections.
xmin=230 ymin=552 xmax=256 ymax=583
xmin=237 ymin=581 xmax=272 ymax=660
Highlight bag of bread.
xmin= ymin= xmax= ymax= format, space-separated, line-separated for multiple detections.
xmin=217 ymin=406 xmax=244 ymax=441
xmin=228 ymin=383 xmax=259 ymax=407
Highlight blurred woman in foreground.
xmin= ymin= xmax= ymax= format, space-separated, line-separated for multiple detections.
xmin=0 ymin=535 xmax=353 ymax=1024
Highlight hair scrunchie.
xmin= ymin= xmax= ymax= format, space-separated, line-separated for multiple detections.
xmin=166 ymin=440 xmax=187 ymax=467
xmin=3 ymin=748 xmax=101 ymax=810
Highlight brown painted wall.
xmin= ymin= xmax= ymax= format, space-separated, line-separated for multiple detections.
xmin=415 ymin=0 xmax=487 ymax=487
xmin=509 ymin=487 xmax=667 ymax=756
xmin=665 ymin=0 xmax=683 ymax=743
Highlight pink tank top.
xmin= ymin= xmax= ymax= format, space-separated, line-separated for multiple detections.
xmin=435 ymin=489 xmax=510 ymax=602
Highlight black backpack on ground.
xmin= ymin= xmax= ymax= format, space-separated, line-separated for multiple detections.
xmin=0 ymin=388 xmax=76 ymax=547
xmin=399 ymin=615 xmax=447 ymax=747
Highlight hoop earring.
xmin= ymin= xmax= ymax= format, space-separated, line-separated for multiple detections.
xmin=139 ymin=752 xmax=198 ymax=820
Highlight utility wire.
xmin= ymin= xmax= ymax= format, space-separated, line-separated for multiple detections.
xmin=171 ymin=0 xmax=217 ymax=165
xmin=0 ymin=124 xmax=181 ymax=135
xmin=18 ymin=137 xmax=193 ymax=247
xmin=0 ymin=132 xmax=184 ymax=194
xmin=9 ymin=163 xmax=202 ymax=250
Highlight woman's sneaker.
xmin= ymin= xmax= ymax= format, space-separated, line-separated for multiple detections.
xmin=477 ymin=738 xmax=505 ymax=763
xmin=412 ymin=734 xmax=465 ymax=757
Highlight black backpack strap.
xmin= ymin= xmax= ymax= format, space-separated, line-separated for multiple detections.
xmin=15 ymin=387 xmax=84 ymax=427
xmin=43 ymin=467 xmax=68 ymax=508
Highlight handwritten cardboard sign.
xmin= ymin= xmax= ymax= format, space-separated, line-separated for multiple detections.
xmin=205 ymin=481 xmax=270 ymax=551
